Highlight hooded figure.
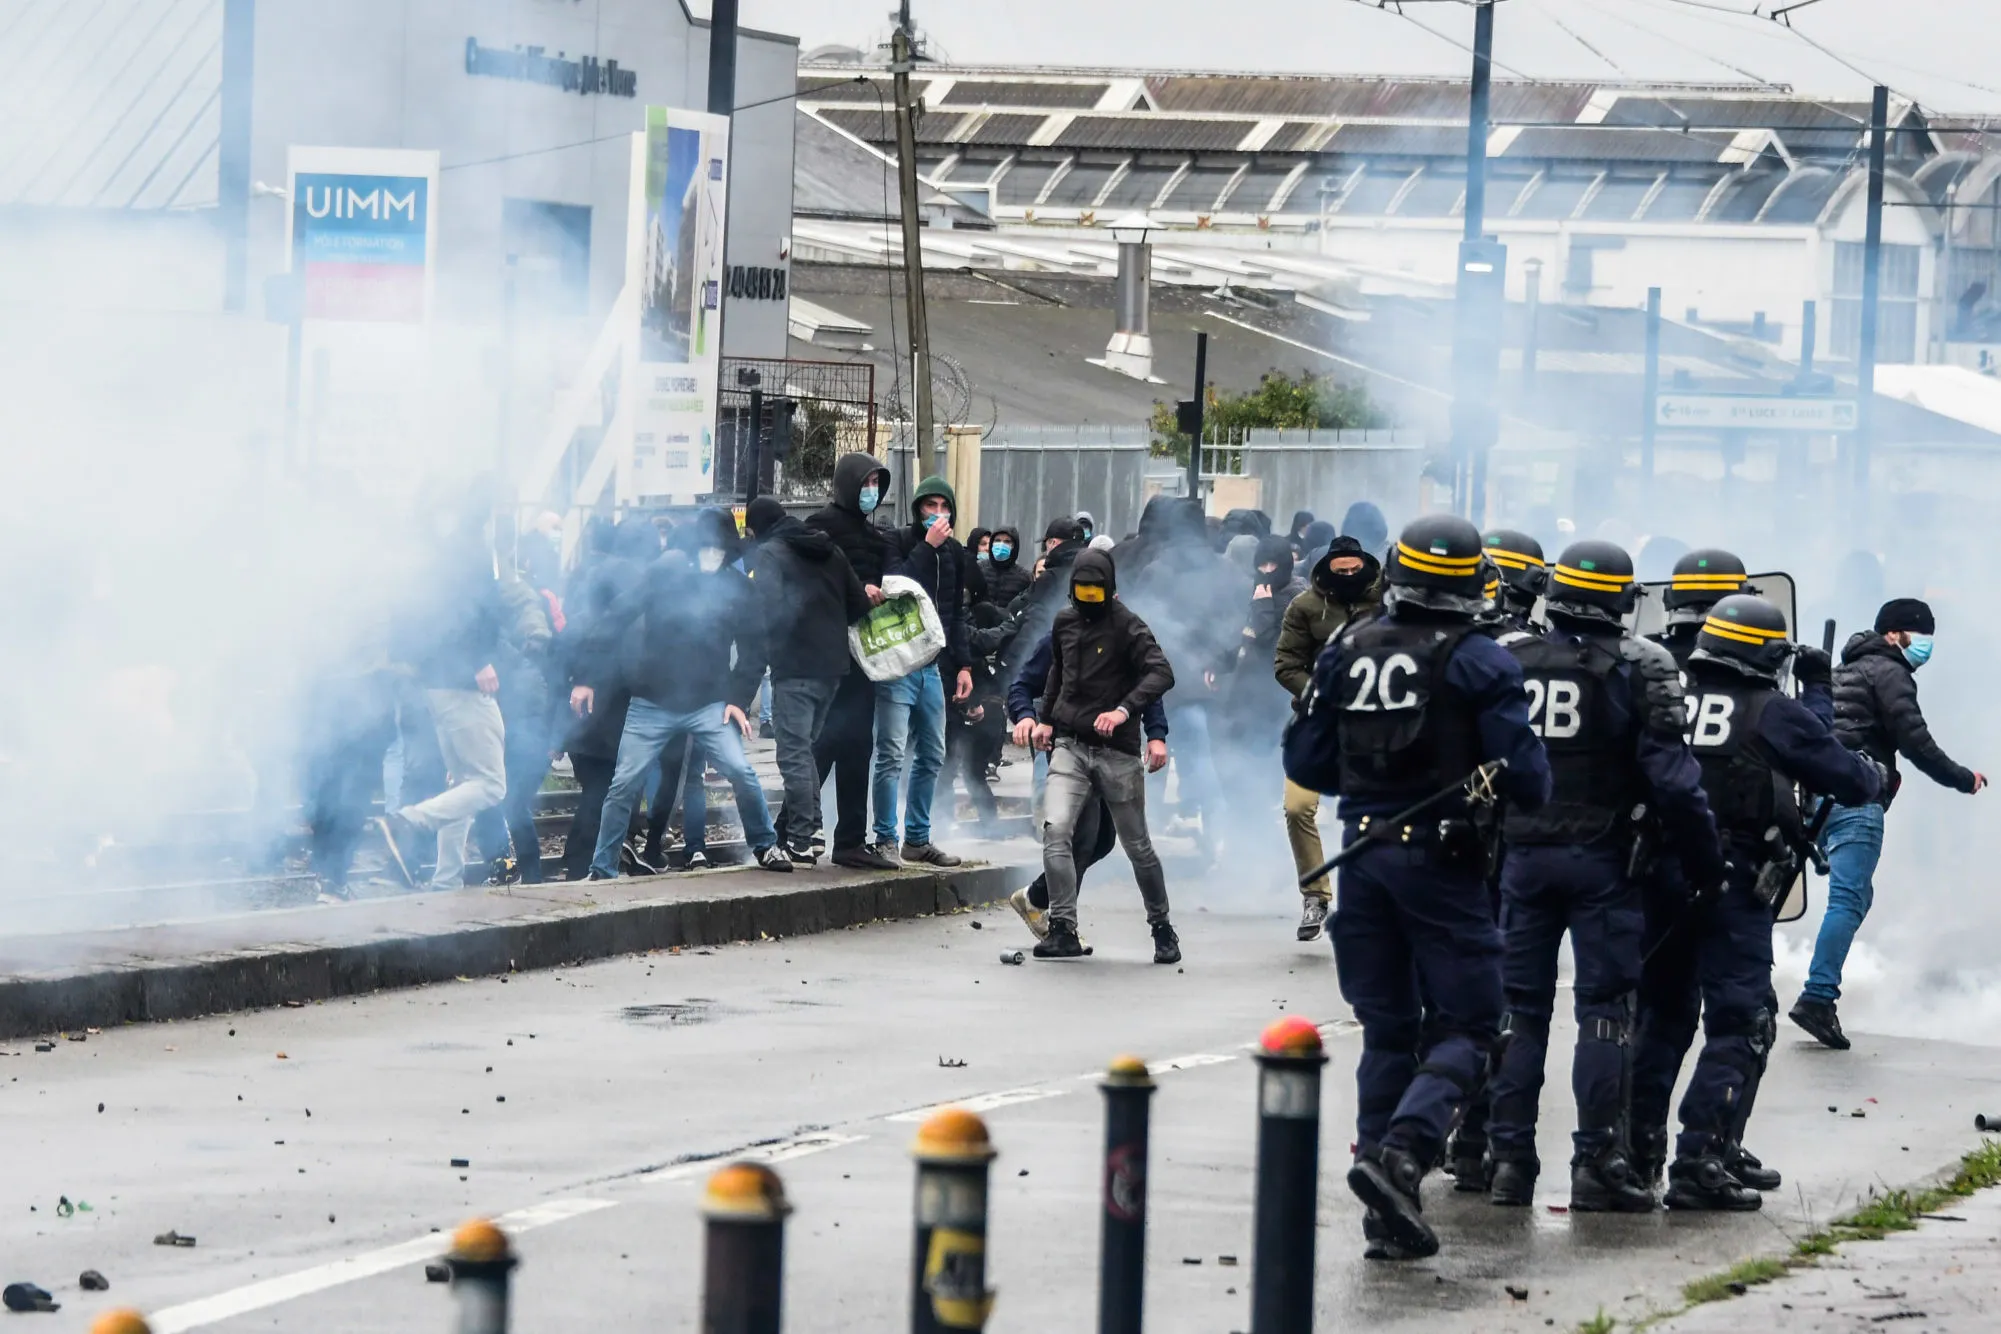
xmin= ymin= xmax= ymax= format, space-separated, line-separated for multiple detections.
xmin=984 ymin=525 xmax=1031 ymax=607
xmin=1219 ymin=533 xmax=1311 ymax=751
xmin=891 ymin=474 xmax=973 ymax=684
xmin=1274 ymin=536 xmax=1383 ymax=699
xmin=1075 ymin=510 xmax=1097 ymax=542
xmin=807 ymin=452 xmax=896 ymax=588
xmin=1298 ymin=519 xmax=1338 ymax=568
xmin=1289 ymin=509 xmax=1317 ymax=541
xmin=1225 ymin=532 xmax=1260 ymax=576
xmin=1339 ymin=500 xmax=1389 ymax=560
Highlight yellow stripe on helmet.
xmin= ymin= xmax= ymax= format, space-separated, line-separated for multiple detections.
xmin=1701 ymin=614 xmax=1787 ymax=644
xmin=1552 ymin=563 xmax=1633 ymax=593
xmin=1486 ymin=550 xmax=1544 ymax=572
xmin=1672 ymin=573 xmax=1747 ymax=590
xmin=1396 ymin=541 xmax=1482 ymax=577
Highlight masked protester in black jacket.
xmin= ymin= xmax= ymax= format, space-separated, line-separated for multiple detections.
xmin=804 ymin=452 xmax=899 ymax=869
xmin=984 ymin=526 xmax=1031 ymax=607
xmin=1790 ymin=598 xmax=1986 ymax=1050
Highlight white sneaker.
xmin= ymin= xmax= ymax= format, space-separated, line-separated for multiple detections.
xmin=1009 ymin=887 xmax=1050 ymax=941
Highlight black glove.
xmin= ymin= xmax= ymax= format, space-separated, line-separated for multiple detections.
xmin=1689 ymin=864 xmax=1731 ymax=908
xmin=1793 ymin=646 xmax=1832 ymax=688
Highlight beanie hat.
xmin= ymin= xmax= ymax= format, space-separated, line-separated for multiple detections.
xmin=745 ymin=497 xmax=787 ymax=537
xmin=1044 ymin=516 xmax=1083 ymax=543
xmin=1875 ymin=597 xmax=1936 ymax=635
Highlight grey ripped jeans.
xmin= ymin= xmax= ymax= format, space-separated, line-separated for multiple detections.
xmin=1041 ymin=736 xmax=1170 ymax=929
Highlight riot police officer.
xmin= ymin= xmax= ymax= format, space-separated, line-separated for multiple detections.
xmin=1630 ymin=550 xmax=1818 ymax=1195
xmin=1482 ymin=542 xmax=1727 ymax=1212
xmin=1283 ymin=514 xmax=1551 ymax=1259
xmin=1482 ymin=529 xmax=1549 ymax=633
xmin=1646 ymin=595 xmax=1880 ymax=1209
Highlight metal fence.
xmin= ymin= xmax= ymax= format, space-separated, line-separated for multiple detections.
xmin=1202 ymin=428 xmax=1431 ymax=527
xmin=716 ymin=357 xmax=877 ymax=502
xmin=889 ymin=424 xmax=1151 ymax=539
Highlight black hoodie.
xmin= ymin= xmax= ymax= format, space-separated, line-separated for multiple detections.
xmin=984 ymin=526 xmax=1031 ymax=607
xmin=1832 ymin=630 xmax=1976 ymax=803
xmin=750 ymin=515 xmax=871 ymax=679
xmin=806 ymin=452 xmax=896 ymax=587
xmin=1038 ymin=549 xmax=1176 ymax=755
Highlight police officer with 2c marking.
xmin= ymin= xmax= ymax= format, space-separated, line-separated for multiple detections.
xmin=1481 ymin=541 xmax=1727 ymax=1213
xmin=1642 ymin=594 xmax=1882 ymax=1210
xmin=1283 ymin=514 xmax=1551 ymax=1260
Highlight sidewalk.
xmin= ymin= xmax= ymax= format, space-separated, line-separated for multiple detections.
xmin=0 ymin=851 xmax=1034 ymax=1042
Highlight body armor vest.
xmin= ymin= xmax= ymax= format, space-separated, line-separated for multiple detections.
xmin=1501 ymin=630 xmax=1643 ymax=844
xmin=1684 ymin=675 xmax=1795 ymax=845
xmin=1330 ymin=616 xmax=1479 ymax=806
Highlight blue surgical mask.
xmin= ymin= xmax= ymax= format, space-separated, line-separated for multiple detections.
xmin=858 ymin=485 xmax=880 ymax=515
xmin=922 ymin=513 xmax=942 ymax=529
xmin=993 ymin=542 xmax=1013 ymax=561
xmin=1903 ymin=634 xmax=1935 ymax=669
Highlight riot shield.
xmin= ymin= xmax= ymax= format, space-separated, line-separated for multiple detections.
xmin=1627 ymin=572 xmax=1798 ymax=642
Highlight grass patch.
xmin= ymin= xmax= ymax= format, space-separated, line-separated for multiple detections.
xmin=1577 ymin=1310 xmax=1617 ymax=1334
xmin=1681 ymin=1255 xmax=1789 ymax=1305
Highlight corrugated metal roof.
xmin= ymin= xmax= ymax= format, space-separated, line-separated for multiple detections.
xmin=820 ymin=106 xmax=894 ymax=143
xmin=995 ymin=159 xmax=1062 ymax=205
xmin=1759 ymin=167 xmax=1843 ymax=224
xmin=1581 ymin=176 xmax=1657 ymax=222
xmin=1264 ymin=122 xmax=1324 ymax=153
xmin=1643 ymin=178 xmax=1720 ymax=222
xmin=1602 ymin=97 xmax=1871 ymax=131
xmin=1054 ymin=116 xmax=1249 ymax=152
xmin=1708 ymin=170 xmax=1785 ymax=223
xmin=967 ymin=113 xmax=1048 ymax=146
xmin=1101 ymin=165 xmax=1182 ymax=209
xmin=1505 ymin=126 xmax=1731 ymax=164
xmin=794 ymin=110 xmax=961 ymax=221
xmin=0 ymin=0 xmax=222 ymax=209
xmin=1324 ymin=124 xmax=1469 ymax=158
xmin=1160 ymin=165 xmax=1242 ymax=212
xmin=1144 ymin=74 xmax=1591 ymax=123
xmin=939 ymin=79 xmax=1105 ymax=108
xmin=800 ymin=75 xmax=915 ymax=103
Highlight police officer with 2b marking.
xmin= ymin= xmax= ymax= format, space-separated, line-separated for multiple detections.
xmin=1283 ymin=515 xmax=1550 ymax=1260
xmin=1639 ymin=594 xmax=1881 ymax=1210
xmin=1481 ymin=529 xmax=1549 ymax=635
xmin=1481 ymin=541 xmax=1727 ymax=1213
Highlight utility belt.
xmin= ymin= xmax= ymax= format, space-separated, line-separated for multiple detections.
xmin=1344 ymin=814 xmax=1485 ymax=868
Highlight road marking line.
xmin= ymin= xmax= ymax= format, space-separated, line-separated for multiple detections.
xmin=1155 ymin=1052 xmax=1238 ymax=1073
xmin=149 ymin=1198 xmax=615 ymax=1333
xmin=885 ymin=1087 xmax=1067 ymax=1122
xmin=635 ymin=1132 xmax=870 ymax=1183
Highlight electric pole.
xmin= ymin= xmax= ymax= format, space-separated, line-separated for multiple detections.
xmin=891 ymin=3 xmax=941 ymax=480
xmin=1853 ymin=84 xmax=1889 ymax=523
xmin=1448 ymin=0 xmax=1505 ymax=524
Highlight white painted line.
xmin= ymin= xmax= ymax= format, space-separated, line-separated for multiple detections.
xmin=150 ymin=1197 xmax=615 ymax=1333
xmin=636 ymin=1132 xmax=871 ymax=1182
xmin=1155 ymin=1052 xmax=1238 ymax=1073
xmin=885 ymin=1087 xmax=1067 ymax=1122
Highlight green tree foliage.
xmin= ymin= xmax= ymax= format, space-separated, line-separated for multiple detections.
xmin=1150 ymin=370 xmax=1390 ymax=462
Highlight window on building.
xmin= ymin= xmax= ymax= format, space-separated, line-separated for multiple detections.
xmin=502 ymin=199 xmax=593 ymax=317
xmin=1831 ymin=240 xmax=1920 ymax=364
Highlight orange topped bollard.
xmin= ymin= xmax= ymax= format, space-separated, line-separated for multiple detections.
xmin=89 ymin=1313 xmax=152 ymax=1334
xmin=910 ymin=1107 xmax=998 ymax=1334
xmin=1098 ymin=1056 xmax=1155 ymax=1334
xmin=1251 ymin=1017 xmax=1328 ymax=1334
xmin=444 ymin=1218 xmax=517 ymax=1334
xmin=701 ymin=1162 xmax=791 ymax=1334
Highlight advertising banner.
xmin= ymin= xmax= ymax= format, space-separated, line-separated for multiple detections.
xmin=630 ymin=107 xmax=730 ymax=499
xmin=286 ymin=147 xmax=439 ymax=324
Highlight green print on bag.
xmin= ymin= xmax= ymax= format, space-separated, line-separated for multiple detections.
xmin=856 ymin=594 xmax=931 ymax=656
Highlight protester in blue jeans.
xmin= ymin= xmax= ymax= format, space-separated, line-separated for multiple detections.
xmin=1791 ymin=598 xmax=1985 ymax=1049
xmin=876 ymin=475 xmax=975 ymax=867
xmin=576 ymin=514 xmax=792 ymax=877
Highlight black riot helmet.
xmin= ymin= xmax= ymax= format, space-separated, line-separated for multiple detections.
xmin=1546 ymin=540 xmax=1639 ymax=626
xmin=1664 ymin=548 xmax=1749 ymax=626
xmin=1482 ymin=528 xmax=1548 ymax=612
xmin=1385 ymin=514 xmax=1487 ymax=617
xmin=1689 ymin=593 xmax=1793 ymax=682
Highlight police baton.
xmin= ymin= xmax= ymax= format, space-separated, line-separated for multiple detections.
xmin=1295 ymin=760 xmax=1509 ymax=890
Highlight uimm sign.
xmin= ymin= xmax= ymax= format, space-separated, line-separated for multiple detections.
xmin=286 ymin=148 xmax=440 ymax=324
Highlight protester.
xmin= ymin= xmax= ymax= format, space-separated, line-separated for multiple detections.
xmin=472 ymin=568 xmax=556 ymax=882
xmin=744 ymin=495 xmax=872 ymax=864
xmin=984 ymin=526 xmax=1030 ymax=607
xmin=1026 ymin=549 xmax=1179 ymax=962
xmin=556 ymin=522 xmax=652 ymax=881
xmin=1340 ymin=499 xmax=1390 ymax=559
xmin=805 ymin=452 xmax=897 ymax=870
xmin=1790 ymin=597 xmax=1986 ymax=1049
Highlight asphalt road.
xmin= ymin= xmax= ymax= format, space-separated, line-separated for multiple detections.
xmin=4 ymin=870 xmax=2000 ymax=1333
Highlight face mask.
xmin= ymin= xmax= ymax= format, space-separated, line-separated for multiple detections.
xmin=858 ymin=485 xmax=880 ymax=514
xmin=1072 ymin=583 xmax=1107 ymax=604
xmin=993 ymin=543 xmax=1013 ymax=562
xmin=1327 ymin=569 xmax=1374 ymax=603
xmin=1903 ymin=634 xmax=1934 ymax=669
xmin=698 ymin=548 xmax=725 ymax=574
xmin=922 ymin=512 xmax=943 ymax=529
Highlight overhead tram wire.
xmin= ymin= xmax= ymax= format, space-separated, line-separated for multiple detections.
xmin=1338 ymin=0 xmax=1540 ymax=82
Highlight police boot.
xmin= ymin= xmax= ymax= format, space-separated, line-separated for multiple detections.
xmin=1723 ymin=1142 xmax=1781 ymax=1191
xmin=1487 ymin=1156 xmax=1537 ymax=1207
xmin=1664 ymin=1154 xmax=1762 ymax=1212
xmin=1569 ymin=1147 xmax=1656 ymax=1213
xmin=1632 ymin=1126 xmax=1669 ymax=1191
xmin=1447 ymin=1133 xmax=1492 ymax=1194
xmin=1346 ymin=1146 xmax=1438 ymax=1260
xmin=1361 ymin=1208 xmax=1427 ymax=1262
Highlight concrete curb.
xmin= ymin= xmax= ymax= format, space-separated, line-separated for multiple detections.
xmin=0 ymin=864 xmax=1026 ymax=1040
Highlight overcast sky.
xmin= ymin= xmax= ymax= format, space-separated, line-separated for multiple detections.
xmin=713 ymin=0 xmax=2001 ymax=113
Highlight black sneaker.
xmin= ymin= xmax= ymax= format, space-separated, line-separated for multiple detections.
xmin=1664 ymin=1155 xmax=1763 ymax=1212
xmin=1489 ymin=1158 xmax=1537 ymax=1207
xmin=1788 ymin=997 xmax=1850 ymax=1050
xmin=809 ymin=834 xmax=827 ymax=858
xmin=785 ymin=843 xmax=819 ymax=867
xmin=831 ymin=844 xmax=898 ymax=871
xmin=1033 ymin=922 xmax=1087 ymax=959
xmin=373 ymin=813 xmax=420 ymax=888
xmin=1724 ymin=1143 xmax=1781 ymax=1191
xmin=632 ymin=841 xmax=670 ymax=875
xmin=683 ymin=849 xmax=712 ymax=871
xmin=1570 ymin=1148 xmax=1656 ymax=1213
xmin=1151 ymin=921 xmax=1182 ymax=965
xmin=755 ymin=846 xmax=794 ymax=873
xmin=902 ymin=841 xmax=963 ymax=867
xmin=1346 ymin=1146 xmax=1437 ymax=1260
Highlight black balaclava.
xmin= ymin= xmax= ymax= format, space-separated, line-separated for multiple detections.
xmin=1070 ymin=547 xmax=1117 ymax=619
xmin=1254 ymin=534 xmax=1295 ymax=589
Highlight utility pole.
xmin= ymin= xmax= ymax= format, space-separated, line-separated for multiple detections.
xmin=1641 ymin=286 xmax=1661 ymax=478
xmin=1448 ymin=0 xmax=1505 ymax=523
xmin=708 ymin=0 xmax=741 ymax=501
xmin=1853 ymin=83 xmax=1889 ymax=520
xmin=892 ymin=2 xmax=940 ymax=480
xmin=1186 ymin=331 xmax=1208 ymax=504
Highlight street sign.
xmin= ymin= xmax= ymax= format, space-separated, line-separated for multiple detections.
xmin=1654 ymin=393 xmax=1858 ymax=432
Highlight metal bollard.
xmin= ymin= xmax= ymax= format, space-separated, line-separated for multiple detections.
xmin=1099 ymin=1055 xmax=1155 ymax=1334
xmin=90 ymin=1313 xmax=152 ymax=1334
xmin=910 ymin=1106 xmax=998 ymax=1333
xmin=1250 ymin=1017 xmax=1327 ymax=1334
xmin=444 ymin=1218 xmax=517 ymax=1334
xmin=702 ymin=1161 xmax=791 ymax=1334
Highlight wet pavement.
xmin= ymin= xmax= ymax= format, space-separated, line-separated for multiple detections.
xmin=2 ymin=867 xmax=1998 ymax=1333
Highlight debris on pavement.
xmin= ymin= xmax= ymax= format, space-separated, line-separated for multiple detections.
xmin=423 ymin=1263 xmax=449 ymax=1283
xmin=275 ymin=1053 xmax=288 ymax=1060
xmin=152 ymin=1231 xmax=196 ymax=1248
xmin=33 ymin=1043 xmax=52 ymax=1053
xmin=449 ymin=1159 xmax=469 ymax=1168
xmin=1218 ymin=1255 xmax=1238 ymax=1267
xmin=938 ymin=1056 xmax=967 ymax=1068
xmin=999 ymin=950 xmax=1024 ymax=965
xmin=77 ymin=1272 xmax=107 ymax=1292
xmin=1 ymin=1283 xmax=58 ymax=1313
xmin=969 ymin=920 xmax=982 ymax=930
xmin=1506 ymin=1284 xmax=1529 ymax=1300
xmin=1977 ymin=1113 xmax=2001 ymax=1131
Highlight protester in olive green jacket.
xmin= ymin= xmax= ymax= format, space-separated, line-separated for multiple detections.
xmin=1271 ymin=537 xmax=1383 ymax=941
